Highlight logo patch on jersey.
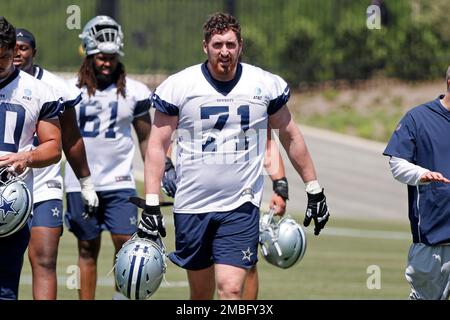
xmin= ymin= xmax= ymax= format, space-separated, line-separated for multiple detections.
xmin=22 ymin=88 xmax=32 ymax=101
xmin=46 ymin=181 xmax=62 ymax=189
xmin=216 ymin=98 xmax=233 ymax=103
xmin=395 ymin=123 xmax=402 ymax=131
xmin=240 ymin=188 xmax=254 ymax=199
xmin=115 ymin=175 xmax=132 ymax=182
xmin=253 ymin=87 xmax=263 ymax=100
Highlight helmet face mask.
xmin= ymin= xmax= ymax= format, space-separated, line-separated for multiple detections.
xmin=0 ymin=167 xmax=32 ymax=238
xmin=115 ymin=235 xmax=167 ymax=300
xmin=259 ymin=210 xmax=307 ymax=269
xmin=79 ymin=15 xmax=124 ymax=56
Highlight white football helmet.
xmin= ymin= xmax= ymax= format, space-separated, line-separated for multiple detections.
xmin=79 ymin=15 xmax=124 ymax=56
xmin=259 ymin=209 xmax=307 ymax=269
xmin=115 ymin=234 xmax=167 ymax=300
xmin=0 ymin=167 xmax=32 ymax=238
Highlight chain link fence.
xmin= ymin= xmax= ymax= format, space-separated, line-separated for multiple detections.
xmin=1 ymin=0 xmax=448 ymax=87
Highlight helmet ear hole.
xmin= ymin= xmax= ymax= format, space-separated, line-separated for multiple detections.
xmin=259 ymin=212 xmax=307 ymax=269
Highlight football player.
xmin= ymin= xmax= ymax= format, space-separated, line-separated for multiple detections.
xmin=0 ymin=17 xmax=62 ymax=300
xmin=63 ymin=16 xmax=152 ymax=299
xmin=162 ymin=128 xmax=289 ymax=300
xmin=140 ymin=12 xmax=330 ymax=299
xmin=13 ymin=28 xmax=99 ymax=300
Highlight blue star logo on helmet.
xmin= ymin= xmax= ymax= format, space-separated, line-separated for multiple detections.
xmin=0 ymin=168 xmax=32 ymax=237
xmin=0 ymin=196 xmax=17 ymax=219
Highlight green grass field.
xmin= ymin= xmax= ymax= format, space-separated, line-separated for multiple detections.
xmin=18 ymin=182 xmax=412 ymax=300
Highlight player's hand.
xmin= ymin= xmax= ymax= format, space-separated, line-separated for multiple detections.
xmin=304 ymin=189 xmax=330 ymax=235
xmin=161 ymin=157 xmax=177 ymax=198
xmin=271 ymin=177 xmax=288 ymax=216
xmin=0 ymin=151 xmax=31 ymax=175
xmin=129 ymin=196 xmax=166 ymax=240
xmin=79 ymin=176 xmax=99 ymax=219
xmin=269 ymin=193 xmax=286 ymax=216
xmin=420 ymin=171 xmax=450 ymax=184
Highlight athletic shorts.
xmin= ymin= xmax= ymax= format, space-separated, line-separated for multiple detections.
xmin=29 ymin=199 xmax=63 ymax=228
xmin=0 ymin=224 xmax=30 ymax=300
xmin=405 ymin=243 xmax=450 ymax=300
xmin=169 ymin=202 xmax=259 ymax=270
xmin=65 ymin=189 xmax=138 ymax=241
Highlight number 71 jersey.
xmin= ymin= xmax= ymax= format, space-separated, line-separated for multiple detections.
xmin=153 ymin=62 xmax=290 ymax=213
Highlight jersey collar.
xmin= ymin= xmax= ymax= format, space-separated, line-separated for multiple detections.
xmin=0 ymin=67 xmax=19 ymax=90
xmin=33 ymin=65 xmax=44 ymax=80
xmin=201 ymin=61 xmax=242 ymax=96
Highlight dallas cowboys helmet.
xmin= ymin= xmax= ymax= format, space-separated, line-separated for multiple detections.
xmin=0 ymin=167 xmax=32 ymax=238
xmin=79 ymin=15 xmax=124 ymax=56
xmin=115 ymin=234 xmax=167 ymax=300
xmin=259 ymin=209 xmax=307 ymax=269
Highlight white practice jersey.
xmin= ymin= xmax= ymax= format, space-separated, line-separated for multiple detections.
xmin=0 ymin=68 xmax=62 ymax=190
xmin=32 ymin=66 xmax=81 ymax=203
xmin=152 ymin=62 xmax=290 ymax=213
xmin=64 ymin=77 xmax=151 ymax=192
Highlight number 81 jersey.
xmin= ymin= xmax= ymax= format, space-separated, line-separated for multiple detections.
xmin=64 ymin=77 xmax=151 ymax=192
xmin=153 ymin=62 xmax=289 ymax=214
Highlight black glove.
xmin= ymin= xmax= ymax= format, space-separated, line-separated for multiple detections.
xmin=273 ymin=177 xmax=289 ymax=200
xmin=161 ymin=157 xmax=177 ymax=198
xmin=304 ymin=189 xmax=330 ymax=236
xmin=129 ymin=196 xmax=166 ymax=240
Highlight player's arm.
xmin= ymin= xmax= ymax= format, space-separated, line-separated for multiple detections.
xmin=134 ymin=110 xmax=177 ymax=240
xmin=59 ymin=107 xmax=90 ymax=178
xmin=132 ymin=112 xmax=152 ymax=161
xmin=269 ymin=105 xmax=329 ymax=235
xmin=0 ymin=118 xmax=62 ymax=173
xmin=269 ymin=105 xmax=317 ymax=183
xmin=389 ymin=156 xmax=450 ymax=185
xmin=144 ymin=110 xmax=178 ymax=197
xmin=59 ymin=107 xmax=99 ymax=215
xmin=264 ymin=128 xmax=287 ymax=215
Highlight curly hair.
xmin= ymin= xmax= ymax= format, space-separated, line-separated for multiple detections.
xmin=203 ymin=12 xmax=241 ymax=43
xmin=77 ymin=55 xmax=126 ymax=98
xmin=0 ymin=16 xmax=16 ymax=50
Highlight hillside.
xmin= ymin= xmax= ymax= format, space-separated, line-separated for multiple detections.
xmin=289 ymin=79 xmax=445 ymax=142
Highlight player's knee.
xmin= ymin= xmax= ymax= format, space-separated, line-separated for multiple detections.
xmin=33 ymin=254 xmax=57 ymax=271
xmin=216 ymin=281 xmax=242 ymax=300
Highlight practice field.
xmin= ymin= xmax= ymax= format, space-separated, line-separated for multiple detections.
xmin=18 ymin=201 xmax=412 ymax=300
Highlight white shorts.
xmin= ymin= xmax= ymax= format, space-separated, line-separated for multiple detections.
xmin=405 ymin=243 xmax=450 ymax=300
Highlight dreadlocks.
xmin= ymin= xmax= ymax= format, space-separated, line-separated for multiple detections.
xmin=77 ymin=55 xmax=126 ymax=98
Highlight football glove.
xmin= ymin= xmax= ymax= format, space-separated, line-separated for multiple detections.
xmin=304 ymin=189 xmax=330 ymax=236
xmin=273 ymin=177 xmax=289 ymax=200
xmin=161 ymin=157 xmax=177 ymax=198
xmin=79 ymin=176 xmax=99 ymax=219
xmin=129 ymin=196 xmax=166 ymax=240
